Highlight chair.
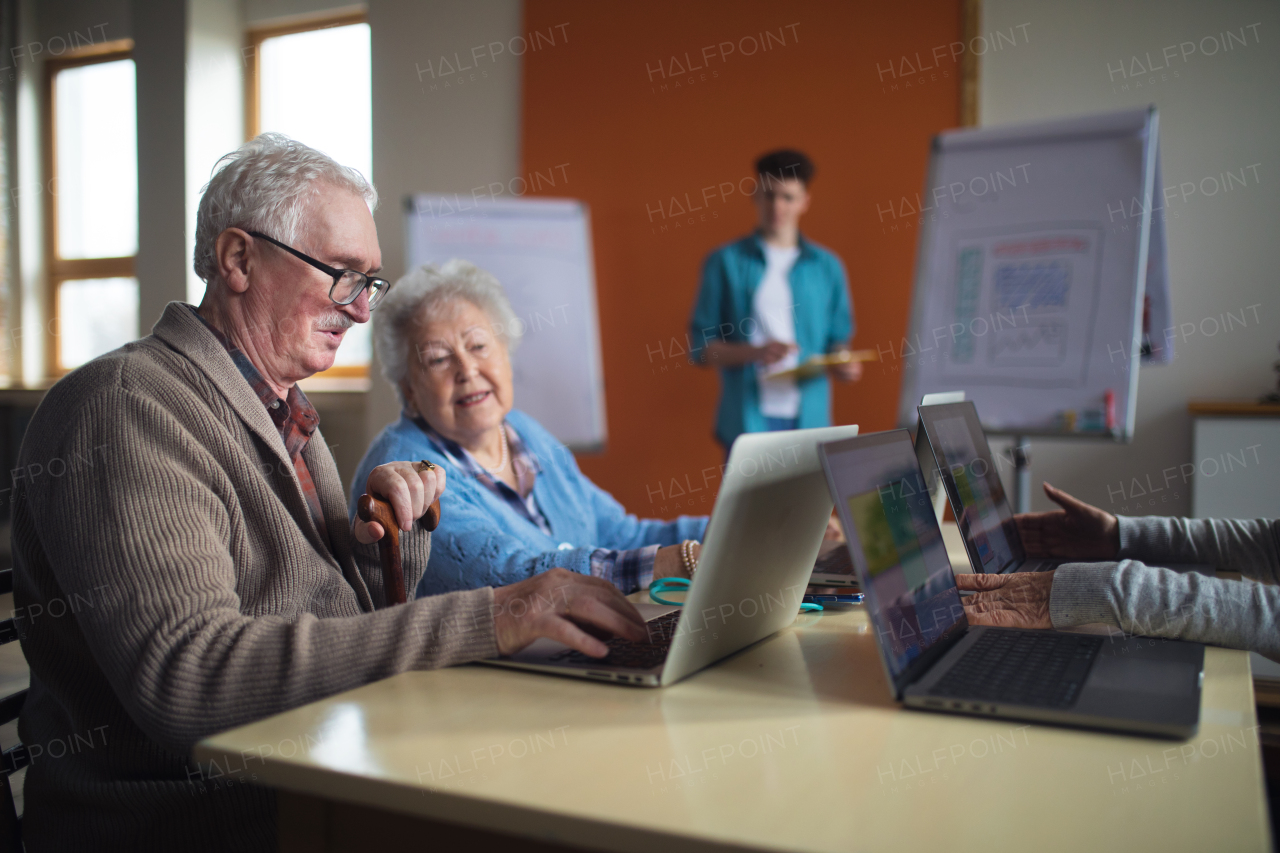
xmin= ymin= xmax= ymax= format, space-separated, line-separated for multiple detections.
xmin=0 ymin=567 xmax=29 ymax=852
xmin=355 ymin=495 xmax=441 ymax=607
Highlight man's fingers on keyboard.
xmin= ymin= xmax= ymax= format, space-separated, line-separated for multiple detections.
xmin=567 ymin=590 xmax=647 ymax=639
xmin=564 ymin=593 xmax=646 ymax=642
xmin=597 ymin=591 xmax=648 ymax=627
xmin=569 ymin=618 xmax=615 ymax=641
xmin=546 ymin=618 xmax=610 ymax=658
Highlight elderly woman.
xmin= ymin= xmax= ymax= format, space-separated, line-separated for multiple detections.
xmin=350 ymin=260 xmax=708 ymax=597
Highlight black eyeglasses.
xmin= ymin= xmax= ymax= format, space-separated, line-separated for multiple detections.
xmin=248 ymin=231 xmax=391 ymax=310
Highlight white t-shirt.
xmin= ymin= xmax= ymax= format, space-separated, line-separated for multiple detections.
xmin=749 ymin=244 xmax=802 ymax=418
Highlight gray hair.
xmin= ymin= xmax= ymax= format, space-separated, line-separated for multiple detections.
xmin=193 ymin=132 xmax=377 ymax=285
xmin=375 ymin=260 xmax=522 ymax=404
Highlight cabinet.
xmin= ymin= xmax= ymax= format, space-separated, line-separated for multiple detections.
xmin=1189 ymin=401 xmax=1280 ymax=519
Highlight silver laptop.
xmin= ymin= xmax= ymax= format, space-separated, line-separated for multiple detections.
xmin=819 ymin=429 xmax=1204 ymax=739
xmin=810 ymin=539 xmax=859 ymax=589
xmin=485 ymin=424 xmax=859 ymax=687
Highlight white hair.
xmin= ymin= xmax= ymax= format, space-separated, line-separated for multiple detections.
xmin=375 ymin=260 xmax=522 ymax=405
xmin=193 ymin=132 xmax=377 ymax=285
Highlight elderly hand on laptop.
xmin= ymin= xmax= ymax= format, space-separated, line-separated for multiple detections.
xmin=956 ymin=572 xmax=1054 ymax=628
xmin=957 ymin=483 xmax=1121 ymax=629
xmin=492 ymin=568 xmax=648 ymax=658
xmin=1014 ymin=482 xmax=1120 ymax=560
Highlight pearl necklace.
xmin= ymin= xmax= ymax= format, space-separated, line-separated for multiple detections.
xmin=481 ymin=423 xmax=510 ymax=475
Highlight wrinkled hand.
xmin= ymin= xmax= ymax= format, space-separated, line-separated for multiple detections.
xmin=956 ymin=571 xmax=1055 ymax=629
xmin=1014 ymin=482 xmax=1119 ymax=561
xmin=757 ymin=340 xmax=796 ymax=365
xmin=493 ymin=568 xmax=648 ymax=657
xmin=353 ymin=461 xmax=446 ymax=544
xmin=827 ymin=355 xmax=863 ymax=383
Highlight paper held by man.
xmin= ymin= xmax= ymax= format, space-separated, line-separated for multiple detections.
xmin=764 ymin=349 xmax=879 ymax=381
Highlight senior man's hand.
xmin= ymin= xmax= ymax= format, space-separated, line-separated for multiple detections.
xmin=493 ymin=568 xmax=648 ymax=658
xmin=353 ymin=461 xmax=447 ymax=544
xmin=956 ymin=571 xmax=1055 ymax=629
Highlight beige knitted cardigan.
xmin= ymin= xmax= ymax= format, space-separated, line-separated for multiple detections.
xmin=12 ymin=302 xmax=496 ymax=851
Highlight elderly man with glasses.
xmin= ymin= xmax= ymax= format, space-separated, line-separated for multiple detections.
xmin=12 ymin=133 xmax=646 ymax=851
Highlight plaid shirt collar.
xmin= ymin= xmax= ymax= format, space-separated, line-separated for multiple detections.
xmin=190 ymin=308 xmax=321 ymax=454
xmin=413 ymin=416 xmax=540 ymax=485
xmin=412 ymin=415 xmax=547 ymax=532
xmin=190 ymin=307 xmax=331 ymax=552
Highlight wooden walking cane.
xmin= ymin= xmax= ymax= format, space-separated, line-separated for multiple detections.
xmin=356 ymin=462 xmax=442 ymax=607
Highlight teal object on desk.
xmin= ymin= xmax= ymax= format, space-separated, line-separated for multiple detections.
xmin=649 ymin=577 xmax=691 ymax=606
xmin=651 ymin=578 xmax=824 ymax=611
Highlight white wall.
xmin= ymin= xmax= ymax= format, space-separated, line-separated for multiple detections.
xmin=134 ymin=0 xmax=190 ymax=332
xmin=981 ymin=0 xmax=1279 ymax=516
xmin=364 ymin=0 xmax=524 ymax=441
xmin=245 ymin=0 xmax=360 ymax=27
xmin=186 ymin=0 xmax=245 ymax=306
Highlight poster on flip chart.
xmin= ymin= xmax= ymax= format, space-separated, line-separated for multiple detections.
xmin=896 ymin=107 xmax=1168 ymax=439
xmin=404 ymin=196 xmax=607 ymax=450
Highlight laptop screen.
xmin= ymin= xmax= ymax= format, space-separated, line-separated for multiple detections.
xmin=820 ymin=431 xmax=966 ymax=697
xmin=918 ymin=402 xmax=1025 ymax=573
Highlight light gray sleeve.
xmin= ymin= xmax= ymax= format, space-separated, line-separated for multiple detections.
xmin=1117 ymin=515 xmax=1280 ymax=583
xmin=1050 ymin=560 xmax=1280 ymax=659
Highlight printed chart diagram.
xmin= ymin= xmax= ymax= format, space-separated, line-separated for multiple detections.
xmin=943 ymin=224 xmax=1103 ymax=387
xmin=897 ymin=107 xmax=1164 ymax=438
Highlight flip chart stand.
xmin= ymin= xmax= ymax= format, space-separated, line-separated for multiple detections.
xmin=1011 ymin=437 xmax=1032 ymax=514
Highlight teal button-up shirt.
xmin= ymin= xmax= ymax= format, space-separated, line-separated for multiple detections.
xmin=689 ymin=232 xmax=854 ymax=447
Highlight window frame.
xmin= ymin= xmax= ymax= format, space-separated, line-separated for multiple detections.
xmin=43 ymin=39 xmax=136 ymax=376
xmin=245 ymin=11 xmax=371 ymax=380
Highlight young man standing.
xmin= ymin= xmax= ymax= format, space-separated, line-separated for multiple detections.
xmin=689 ymin=149 xmax=860 ymax=452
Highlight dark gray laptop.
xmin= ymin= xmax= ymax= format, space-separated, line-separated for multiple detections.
xmin=915 ymin=401 xmax=1056 ymax=573
xmin=819 ymin=430 xmax=1204 ymax=739
xmin=916 ymin=401 xmax=1213 ymax=576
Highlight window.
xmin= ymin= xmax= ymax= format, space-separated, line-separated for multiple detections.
xmin=46 ymin=44 xmax=138 ymax=373
xmin=248 ymin=14 xmax=372 ymax=377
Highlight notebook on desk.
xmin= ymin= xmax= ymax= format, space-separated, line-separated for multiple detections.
xmin=819 ymin=429 xmax=1204 ymax=739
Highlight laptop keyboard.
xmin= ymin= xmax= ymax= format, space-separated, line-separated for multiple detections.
xmin=546 ymin=610 xmax=681 ymax=670
xmin=928 ymin=630 xmax=1102 ymax=709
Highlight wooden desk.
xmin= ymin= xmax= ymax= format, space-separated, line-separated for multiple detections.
xmin=194 ymin=525 xmax=1271 ymax=852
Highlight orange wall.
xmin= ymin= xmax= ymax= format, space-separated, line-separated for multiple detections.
xmin=522 ymin=0 xmax=962 ymax=515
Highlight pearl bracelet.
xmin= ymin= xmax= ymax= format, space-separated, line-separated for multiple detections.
xmin=680 ymin=539 xmax=699 ymax=578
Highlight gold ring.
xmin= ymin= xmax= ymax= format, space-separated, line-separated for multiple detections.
xmin=414 ymin=459 xmax=436 ymax=473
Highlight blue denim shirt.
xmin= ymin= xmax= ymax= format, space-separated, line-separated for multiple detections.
xmin=349 ymin=410 xmax=708 ymax=596
xmin=689 ymin=232 xmax=854 ymax=447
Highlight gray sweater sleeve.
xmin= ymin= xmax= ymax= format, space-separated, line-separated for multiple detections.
xmin=1117 ymin=515 xmax=1280 ymax=582
xmin=1049 ymin=516 xmax=1280 ymax=657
